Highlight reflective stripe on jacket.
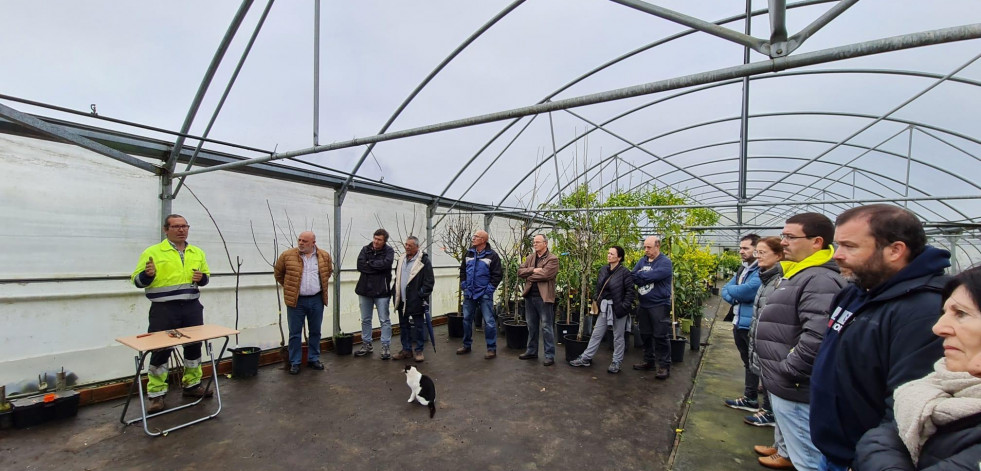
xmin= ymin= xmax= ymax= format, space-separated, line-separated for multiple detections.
xmin=131 ymin=239 xmax=210 ymax=302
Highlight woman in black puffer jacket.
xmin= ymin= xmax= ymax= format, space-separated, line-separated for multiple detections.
xmin=569 ymin=246 xmax=635 ymax=374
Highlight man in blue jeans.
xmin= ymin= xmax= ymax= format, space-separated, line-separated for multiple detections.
xmin=392 ymin=236 xmax=435 ymax=362
xmin=517 ymin=234 xmax=560 ymax=366
xmin=456 ymin=230 xmax=502 ymax=359
xmin=355 ymin=228 xmax=395 ymax=359
xmin=274 ymin=231 xmax=334 ymax=375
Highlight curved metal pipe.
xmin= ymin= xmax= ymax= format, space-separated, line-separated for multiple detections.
xmin=335 ymin=0 xmax=527 ymax=203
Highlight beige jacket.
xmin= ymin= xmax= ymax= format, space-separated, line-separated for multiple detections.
xmin=274 ymin=247 xmax=333 ymax=308
xmin=517 ymin=249 xmax=559 ymax=303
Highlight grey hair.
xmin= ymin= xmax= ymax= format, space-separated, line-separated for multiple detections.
xmin=534 ymin=234 xmax=548 ymax=244
xmin=405 ymin=236 xmax=420 ymax=245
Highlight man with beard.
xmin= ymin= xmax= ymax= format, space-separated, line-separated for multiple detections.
xmin=809 ymin=204 xmax=950 ymax=471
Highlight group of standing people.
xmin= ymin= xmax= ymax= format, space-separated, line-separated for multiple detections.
xmin=719 ymin=205 xmax=981 ymax=471
xmin=130 ymin=206 xmax=981 ymax=471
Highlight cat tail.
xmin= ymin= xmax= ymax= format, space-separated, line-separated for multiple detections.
xmin=428 ymin=401 xmax=436 ymax=419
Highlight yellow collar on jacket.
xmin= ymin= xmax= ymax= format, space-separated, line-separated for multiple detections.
xmin=780 ymin=247 xmax=835 ymax=279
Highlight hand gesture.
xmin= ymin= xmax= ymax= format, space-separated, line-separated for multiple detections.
xmin=191 ymin=269 xmax=203 ymax=283
xmin=145 ymin=257 xmax=156 ymax=277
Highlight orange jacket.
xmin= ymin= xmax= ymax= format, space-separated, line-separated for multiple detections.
xmin=274 ymin=247 xmax=333 ymax=308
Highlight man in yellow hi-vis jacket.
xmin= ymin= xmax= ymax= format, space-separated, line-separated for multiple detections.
xmin=131 ymin=214 xmax=212 ymax=413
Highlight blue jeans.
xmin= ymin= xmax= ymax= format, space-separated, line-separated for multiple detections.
xmin=818 ymin=455 xmax=849 ymax=471
xmin=358 ymin=296 xmax=392 ymax=347
xmin=770 ymin=393 xmax=822 ymax=471
xmin=287 ymin=294 xmax=325 ymax=365
xmin=524 ymin=296 xmax=555 ymax=359
xmin=462 ymin=294 xmax=496 ymax=350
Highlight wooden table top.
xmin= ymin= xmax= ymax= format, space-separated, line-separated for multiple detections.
xmin=116 ymin=324 xmax=240 ymax=352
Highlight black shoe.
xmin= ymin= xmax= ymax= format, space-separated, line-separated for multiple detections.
xmin=655 ymin=367 xmax=670 ymax=380
xmin=289 ymin=364 xmax=300 ymax=375
xmin=543 ymin=358 xmax=555 ymax=366
xmin=633 ymin=362 xmax=655 ymax=371
xmin=307 ymin=360 xmax=325 ymax=370
xmin=518 ymin=353 xmax=538 ymax=360
xmin=182 ymin=385 xmax=214 ymax=398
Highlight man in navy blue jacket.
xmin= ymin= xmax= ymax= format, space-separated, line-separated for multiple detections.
xmin=632 ymin=236 xmax=673 ymax=379
xmin=810 ymin=204 xmax=950 ymax=471
xmin=722 ymin=234 xmax=763 ymax=413
xmin=456 ymin=230 xmax=503 ymax=359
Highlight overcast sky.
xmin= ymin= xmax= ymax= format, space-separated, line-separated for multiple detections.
xmin=1 ymin=0 xmax=979 ymax=223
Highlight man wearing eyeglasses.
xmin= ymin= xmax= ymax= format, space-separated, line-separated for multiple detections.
xmin=755 ymin=213 xmax=846 ymax=471
xmin=131 ymin=214 xmax=212 ymax=413
xmin=456 ymin=230 xmax=502 ymax=359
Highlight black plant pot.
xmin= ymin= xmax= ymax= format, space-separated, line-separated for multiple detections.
xmin=711 ymin=287 xmax=720 ymax=295
xmin=334 ymin=335 xmax=354 ymax=356
xmin=690 ymin=317 xmax=703 ymax=351
xmin=446 ymin=312 xmax=464 ymax=338
xmin=554 ymin=322 xmax=579 ymax=345
xmin=563 ymin=334 xmax=589 ymax=362
xmin=0 ymin=410 xmax=11 ymax=430
xmin=504 ymin=320 xmax=528 ymax=350
xmin=670 ymin=336 xmax=687 ymax=363
xmin=231 ymin=347 xmax=261 ymax=378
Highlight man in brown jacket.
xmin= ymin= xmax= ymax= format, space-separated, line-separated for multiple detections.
xmin=274 ymin=231 xmax=333 ymax=375
xmin=517 ymin=234 xmax=560 ymax=366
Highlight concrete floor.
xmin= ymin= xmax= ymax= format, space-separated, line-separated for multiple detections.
xmin=672 ymin=310 xmax=776 ymax=471
xmin=0 ymin=300 xmax=724 ymax=471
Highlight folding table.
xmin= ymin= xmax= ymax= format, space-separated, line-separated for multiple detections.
xmin=116 ymin=324 xmax=239 ymax=436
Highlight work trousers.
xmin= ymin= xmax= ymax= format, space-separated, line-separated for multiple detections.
xmin=147 ymin=299 xmax=204 ymax=396
xmin=637 ymin=304 xmax=671 ymax=367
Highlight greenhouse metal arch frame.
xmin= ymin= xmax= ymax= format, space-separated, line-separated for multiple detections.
xmin=3 ymin=2 xmax=980 ymax=273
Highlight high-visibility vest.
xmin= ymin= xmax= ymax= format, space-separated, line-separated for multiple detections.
xmin=131 ymin=239 xmax=210 ymax=302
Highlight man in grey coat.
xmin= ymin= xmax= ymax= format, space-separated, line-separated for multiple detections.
xmin=755 ymin=212 xmax=846 ymax=471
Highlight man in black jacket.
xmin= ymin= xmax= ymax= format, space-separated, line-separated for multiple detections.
xmin=810 ymin=204 xmax=950 ymax=471
xmin=392 ymin=236 xmax=435 ymax=362
xmin=355 ymin=228 xmax=395 ymax=359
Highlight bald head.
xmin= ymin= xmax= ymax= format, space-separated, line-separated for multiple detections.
xmin=298 ymin=231 xmax=316 ymax=254
xmin=472 ymin=230 xmax=489 ymax=251
xmin=643 ymin=236 xmax=661 ymax=260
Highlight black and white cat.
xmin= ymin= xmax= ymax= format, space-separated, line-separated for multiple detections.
xmin=404 ymin=365 xmax=436 ymax=418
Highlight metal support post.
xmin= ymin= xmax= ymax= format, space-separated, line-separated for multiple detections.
xmin=905 ymin=126 xmax=914 ymax=207
xmin=547 ymin=111 xmax=562 ymax=202
xmin=737 ymin=0 xmax=752 ymax=229
xmin=426 ymin=202 xmax=437 ymax=259
xmin=332 ymin=190 xmax=343 ymax=337
xmin=313 ymin=0 xmax=320 ymax=146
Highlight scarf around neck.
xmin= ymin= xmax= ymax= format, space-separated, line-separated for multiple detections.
xmin=894 ymin=358 xmax=981 ymax=464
